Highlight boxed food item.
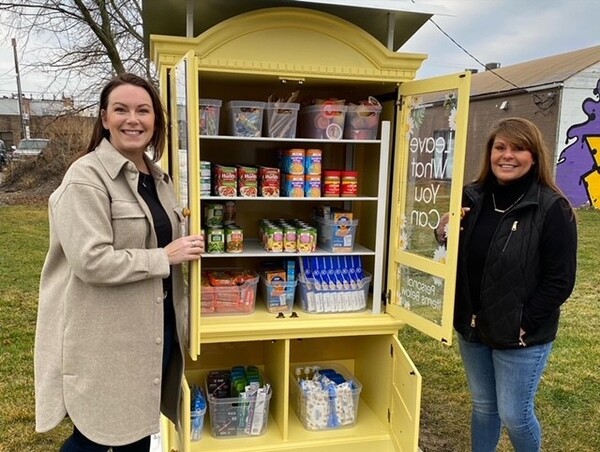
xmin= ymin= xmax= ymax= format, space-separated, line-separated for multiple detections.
xmin=290 ymin=363 xmax=362 ymax=430
xmin=297 ymin=256 xmax=370 ymax=313
xmin=199 ymin=98 xmax=222 ymax=135
xmin=343 ymin=103 xmax=381 ymax=140
xmin=260 ymin=261 xmax=297 ymax=313
xmin=225 ymin=100 xmax=266 ymax=137
xmin=200 ymin=268 xmax=259 ymax=315
xmin=314 ymin=215 xmax=359 ymax=253
xmin=264 ymin=102 xmax=300 ymax=138
xmin=205 ymin=367 xmax=272 ymax=438
xmin=300 ymin=103 xmax=347 ymax=140
xmin=297 ymin=271 xmax=371 ymax=313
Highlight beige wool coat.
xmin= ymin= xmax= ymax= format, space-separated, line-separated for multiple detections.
xmin=35 ymin=139 xmax=186 ymax=445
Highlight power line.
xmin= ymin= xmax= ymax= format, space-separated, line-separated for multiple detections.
xmin=411 ymin=1 xmax=556 ymax=116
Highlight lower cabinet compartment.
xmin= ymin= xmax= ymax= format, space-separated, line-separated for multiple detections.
xmin=167 ymin=334 xmax=420 ymax=452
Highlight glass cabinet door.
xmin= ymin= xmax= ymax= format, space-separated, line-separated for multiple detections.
xmin=169 ymin=50 xmax=202 ymax=359
xmin=387 ymin=72 xmax=471 ymax=345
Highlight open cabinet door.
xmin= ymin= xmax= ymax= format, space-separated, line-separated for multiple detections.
xmin=169 ymin=51 xmax=202 ymax=360
xmin=387 ymin=72 xmax=471 ymax=345
xmin=389 ymin=336 xmax=422 ymax=452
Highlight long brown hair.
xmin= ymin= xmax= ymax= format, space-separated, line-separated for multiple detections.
xmin=475 ymin=117 xmax=565 ymax=196
xmin=76 ymin=73 xmax=166 ymax=162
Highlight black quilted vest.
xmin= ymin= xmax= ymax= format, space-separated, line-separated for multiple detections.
xmin=454 ymin=181 xmax=560 ymax=349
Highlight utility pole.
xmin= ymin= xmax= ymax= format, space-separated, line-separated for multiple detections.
xmin=12 ymin=38 xmax=28 ymax=140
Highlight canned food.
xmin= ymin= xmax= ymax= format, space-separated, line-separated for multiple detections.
xmin=283 ymin=225 xmax=297 ymax=252
xmin=204 ymin=203 xmax=224 ymax=227
xmin=225 ymin=225 xmax=244 ymax=253
xmin=206 ymin=227 xmax=225 ymax=254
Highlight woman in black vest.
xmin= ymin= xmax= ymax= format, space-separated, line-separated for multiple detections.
xmin=444 ymin=118 xmax=577 ymax=452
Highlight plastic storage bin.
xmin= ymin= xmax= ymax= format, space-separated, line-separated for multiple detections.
xmin=200 ymin=268 xmax=259 ymax=315
xmin=199 ymin=98 xmax=222 ymax=135
xmin=297 ymin=272 xmax=371 ymax=313
xmin=314 ymin=216 xmax=359 ymax=252
xmin=300 ymin=104 xmax=348 ymax=139
xmin=205 ymin=381 xmax=272 ymax=438
xmin=225 ymin=100 xmax=266 ymax=137
xmin=290 ymin=363 xmax=362 ymax=430
xmin=343 ymin=104 xmax=381 ymax=140
xmin=264 ymin=102 xmax=299 ymax=138
xmin=260 ymin=277 xmax=297 ymax=313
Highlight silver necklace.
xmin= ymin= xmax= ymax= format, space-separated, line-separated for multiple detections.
xmin=492 ymin=192 xmax=525 ymax=213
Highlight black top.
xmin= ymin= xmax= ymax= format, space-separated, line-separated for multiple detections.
xmin=467 ymin=173 xmax=534 ymax=314
xmin=137 ymin=172 xmax=175 ymax=362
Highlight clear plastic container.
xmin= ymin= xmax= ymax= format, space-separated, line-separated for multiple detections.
xmin=225 ymin=100 xmax=266 ymax=137
xmin=290 ymin=363 xmax=362 ymax=430
xmin=260 ymin=277 xmax=298 ymax=313
xmin=264 ymin=102 xmax=299 ymax=138
xmin=296 ymin=272 xmax=371 ymax=313
xmin=200 ymin=268 xmax=259 ymax=315
xmin=205 ymin=381 xmax=272 ymax=438
xmin=300 ymin=104 xmax=348 ymax=139
xmin=343 ymin=104 xmax=381 ymax=140
xmin=314 ymin=216 xmax=359 ymax=252
xmin=199 ymin=98 xmax=222 ymax=135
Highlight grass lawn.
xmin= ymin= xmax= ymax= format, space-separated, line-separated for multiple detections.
xmin=1 ymin=204 xmax=598 ymax=451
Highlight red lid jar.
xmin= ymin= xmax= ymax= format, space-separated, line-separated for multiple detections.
xmin=322 ymin=170 xmax=341 ymax=197
xmin=340 ymin=171 xmax=358 ymax=197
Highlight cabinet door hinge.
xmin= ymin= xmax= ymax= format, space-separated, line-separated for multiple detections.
xmin=395 ymin=95 xmax=403 ymax=111
xmin=382 ymin=290 xmax=391 ymax=306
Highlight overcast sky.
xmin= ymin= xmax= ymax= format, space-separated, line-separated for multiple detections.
xmin=401 ymin=0 xmax=600 ymax=78
xmin=0 ymin=0 xmax=599 ymax=98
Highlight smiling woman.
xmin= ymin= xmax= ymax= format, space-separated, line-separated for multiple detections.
xmin=34 ymin=73 xmax=206 ymax=450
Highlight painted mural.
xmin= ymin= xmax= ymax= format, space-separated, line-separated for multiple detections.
xmin=556 ymin=78 xmax=600 ymax=208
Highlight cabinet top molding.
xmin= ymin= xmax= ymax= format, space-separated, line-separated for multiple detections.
xmin=143 ymin=0 xmax=452 ymax=54
xmin=150 ymin=7 xmax=428 ymax=84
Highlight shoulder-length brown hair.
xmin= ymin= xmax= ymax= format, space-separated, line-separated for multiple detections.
xmin=77 ymin=73 xmax=166 ymax=162
xmin=475 ymin=117 xmax=565 ymax=197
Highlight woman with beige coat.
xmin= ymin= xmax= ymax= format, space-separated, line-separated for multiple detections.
xmin=35 ymin=73 xmax=204 ymax=451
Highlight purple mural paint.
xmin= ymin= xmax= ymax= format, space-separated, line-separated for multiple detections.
xmin=555 ymin=78 xmax=600 ymax=207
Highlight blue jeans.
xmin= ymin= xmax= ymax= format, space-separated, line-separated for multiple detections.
xmin=457 ymin=334 xmax=552 ymax=452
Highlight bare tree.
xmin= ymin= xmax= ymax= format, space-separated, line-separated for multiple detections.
xmin=0 ymin=0 xmax=152 ymax=104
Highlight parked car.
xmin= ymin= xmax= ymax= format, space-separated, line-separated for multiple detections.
xmin=12 ymin=138 xmax=50 ymax=160
xmin=0 ymin=139 xmax=9 ymax=169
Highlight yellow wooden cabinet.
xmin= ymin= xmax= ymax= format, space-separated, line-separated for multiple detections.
xmin=147 ymin=3 xmax=470 ymax=452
